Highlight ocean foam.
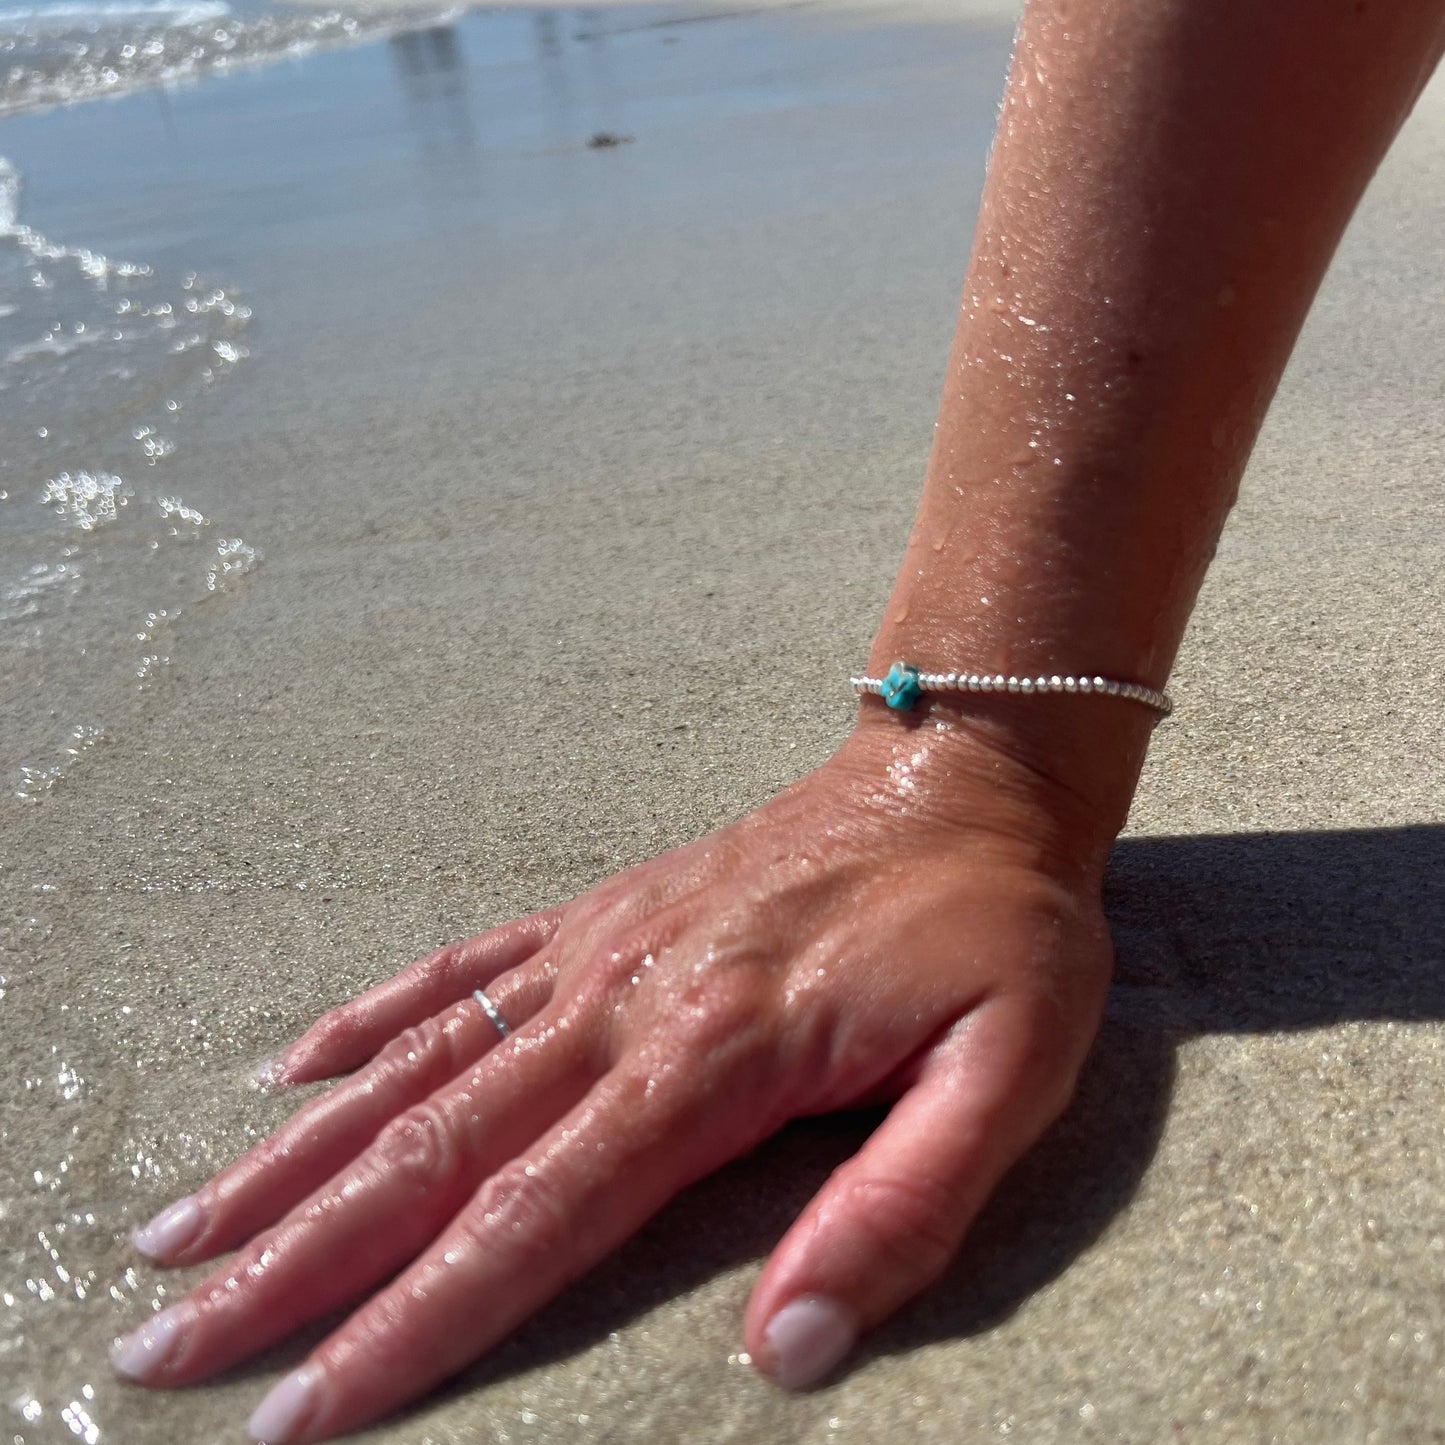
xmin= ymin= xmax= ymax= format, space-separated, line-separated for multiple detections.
xmin=0 ymin=159 xmax=261 ymax=800
xmin=0 ymin=1 xmax=231 ymax=28
xmin=0 ymin=0 xmax=457 ymax=118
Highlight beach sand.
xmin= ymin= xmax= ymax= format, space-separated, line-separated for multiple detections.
xmin=2 ymin=3 xmax=1442 ymax=1441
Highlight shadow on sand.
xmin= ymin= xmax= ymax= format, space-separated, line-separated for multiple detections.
xmin=273 ymin=825 xmax=1444 ymax=1407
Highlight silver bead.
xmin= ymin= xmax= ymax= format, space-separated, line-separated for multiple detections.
xmin=850 ymin=665 xmax=1170 ymax=716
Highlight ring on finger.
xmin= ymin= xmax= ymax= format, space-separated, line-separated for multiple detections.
xmin=472 ymin=989 xmax=511 ymax=1039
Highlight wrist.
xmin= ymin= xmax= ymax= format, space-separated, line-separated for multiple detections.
xmin=837 ymin=684 xmax=1152 ymax=884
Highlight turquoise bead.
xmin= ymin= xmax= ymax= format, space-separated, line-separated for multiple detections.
xmin=881 ymin=661 xmax=924 ymax=712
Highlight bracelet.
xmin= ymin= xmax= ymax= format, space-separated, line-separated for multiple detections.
xmin=852 ymin=661 xmax=1173 ymax=717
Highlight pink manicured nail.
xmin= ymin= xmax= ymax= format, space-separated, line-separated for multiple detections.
xmin=131 ymin=1194 xmax=204 ymax=1260
xmin=109 ymin=1302 xmax=193 ymax=1381
xmin=249 ymin=1362 xmax=325 ymax=1443
xmin=763 ymin=1295 xmax=857 ymax=1390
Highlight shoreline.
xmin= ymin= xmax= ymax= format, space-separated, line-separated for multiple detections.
xmin=1 ymin=6 xmax=1441 ymax=1444
xmin=0 ymin=0 xmax=1021 ymax=122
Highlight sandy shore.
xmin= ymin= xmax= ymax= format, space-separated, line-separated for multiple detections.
xmin=1 ymin=4 xmax=1442 ymax=1442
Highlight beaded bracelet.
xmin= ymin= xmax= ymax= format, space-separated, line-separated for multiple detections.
xmin=852 ymin=661 xmax=1173 ymax=718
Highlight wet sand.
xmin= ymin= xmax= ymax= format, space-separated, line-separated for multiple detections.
xmin=2 ymin=4 xmax=1443 ymax=1442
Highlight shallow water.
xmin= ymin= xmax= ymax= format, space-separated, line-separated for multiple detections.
xmin=1 ymin=0 xmax=1442 ymax=1440
xmin=0 ymin=154 xmax=260 ymax=797
xmin=0 ymin=9 xmax=1020 ymax=1439
xmin=0 ymin=0 xmax=449 ymax=118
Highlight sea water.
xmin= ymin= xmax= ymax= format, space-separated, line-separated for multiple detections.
xmin=0 ymin=0 xmax=443 ymax=117
xmin=0 ymin=150 xmax=261 ymax=797
xmin=0 ymin=0 xmax=458 ymax=800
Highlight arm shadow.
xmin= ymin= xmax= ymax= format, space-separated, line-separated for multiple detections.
xmin=438 ymin=823 xmax=1445 ymax=1397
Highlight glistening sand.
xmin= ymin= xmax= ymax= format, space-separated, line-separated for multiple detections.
xmin=1 ymin=4 xmax=1442 ymax=1442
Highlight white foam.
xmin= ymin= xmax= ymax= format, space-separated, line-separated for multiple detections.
xmin=1 ymin=155 xmax=261 ymax=800
xmin=0 ymin=2 xmax=457 ymax=119
xmin=0 ymin=158 xmax=20 ymax=237
xmin=0 ymin=1 xmax=230 ymax=27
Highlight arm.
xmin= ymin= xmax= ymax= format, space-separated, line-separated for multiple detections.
xmin=110 ymin=3 xmax=1444 ymax=1440
xmin=868 ymin=0 xmax=1444 ymax=839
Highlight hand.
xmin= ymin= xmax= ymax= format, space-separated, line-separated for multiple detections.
xmin=109 ymin=718 xmax=1120 ymax=1443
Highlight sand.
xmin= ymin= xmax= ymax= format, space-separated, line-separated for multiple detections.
xmin=2 ymin=3 xmax=1442 ymax=1441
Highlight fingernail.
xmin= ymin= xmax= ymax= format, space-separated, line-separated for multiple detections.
xmin=109 ymin=1302 xmax=193 ymax=1382
xmin=131 ymin=1194 xmax=204 ymax=1260
xmin=251 ymin=1055 xmax=289 ymax=1091
xmin=762 ymin=1295 xmax=857 ymax=1390
xmin=249 ymin=1362 xmax=325 ymax=1444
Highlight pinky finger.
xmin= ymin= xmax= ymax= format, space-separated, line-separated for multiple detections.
xmin=279 ymin=908 xmax=563 ymax=1083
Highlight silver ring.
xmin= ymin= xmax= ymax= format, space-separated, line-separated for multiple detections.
xmin=472 ymin=989 xmax=511 ymax=1039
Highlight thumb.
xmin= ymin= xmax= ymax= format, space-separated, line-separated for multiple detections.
xmin=744 ymin=993 xmax=1090 ymax=1389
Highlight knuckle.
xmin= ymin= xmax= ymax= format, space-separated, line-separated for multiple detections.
xmin=459 ymin=1162 xmax=579 ymax=1273
xmin=370 ymin=1101 xmax=470 ymax=1196
xmin=317 ymin=1292 xmax=410 ymax=1381
xmin=410 ymin=943 xmax=462 ymax=992
xmin=1010 ymin=1000 xmax=1090 ymax=1124
xmin=831 ymin=1171 xmax=967 ymax=1282
xmin=241 ymin=1129 xmax=293 ymax=1182
xmin=196 ymin=1228 xmax=277 ymax=1311
xmin=376 ymin=1016 xmax=454 ymax=1081
xmin=593 ymin=928 xmax=664 ymax=987
xmin=669 ymin=966 xmax=777 ymax=1058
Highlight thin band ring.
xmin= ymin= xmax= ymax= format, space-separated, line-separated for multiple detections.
xmin=472 ymin=989 xmax=511 ymax=1039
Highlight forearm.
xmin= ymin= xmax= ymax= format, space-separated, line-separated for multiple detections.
xmin=862 ymin=0 xmax=1444 ymax=835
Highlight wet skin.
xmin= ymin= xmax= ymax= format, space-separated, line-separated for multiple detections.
xmin=111 ymin=717 xmax=1120 ymax=1441
xmin=108 ymin=0 xmax=1444 ymax=1436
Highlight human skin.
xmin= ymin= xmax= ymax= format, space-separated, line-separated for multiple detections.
xmin=109 ymin=1 xmax=1444 ymax=1441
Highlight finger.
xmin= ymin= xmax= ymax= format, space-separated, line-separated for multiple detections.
xmin=744 ymin=993 xmax=1090 ymax=1389
xmin=108 ymin=1015 xmax=597 ymax=1389
xmin=131 ymin=970 xmax=555 ymax=1267
xmin=279 ymin=907 xmax=563 ymax=1083
xmin=242 ymin=1064 xmax=772 ymax=1444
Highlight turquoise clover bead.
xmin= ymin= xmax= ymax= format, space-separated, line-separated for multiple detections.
xmin=880 ymin=661 xmax=924 ymax=712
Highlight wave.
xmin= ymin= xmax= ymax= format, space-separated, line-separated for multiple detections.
xmin=0 ymin=158 xmax=262 ymax=800
xmin=0 ymin=1 xmax=231 ymax=28
xmin=0 ymin=1 xmax=458 ymax=118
